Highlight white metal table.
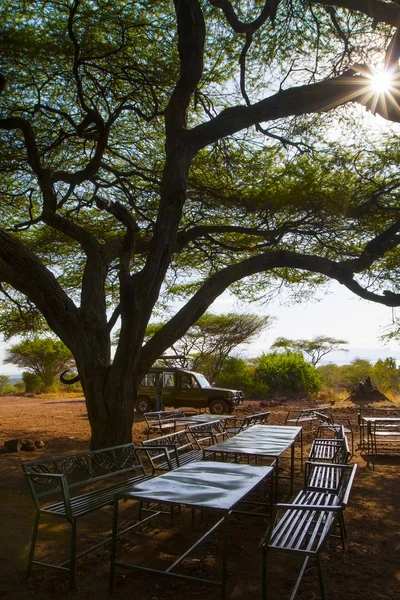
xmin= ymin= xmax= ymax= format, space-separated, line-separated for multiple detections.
xmin=109 ymin=460 xmax=274 ymax=599
xmin=203 ymin=424 xmax=302 ymax=499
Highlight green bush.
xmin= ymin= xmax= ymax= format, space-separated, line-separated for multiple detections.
xmin=215 ymin=357 xmax=253 ymax=393
xmin=248 ymin=382 xmax=270 ymax=399
xmin=22 ymin=371 xmax=43 ymax=393
xmin=254 ymin=352 xmax=322 ymax=396
xmin=0 ymin=375 xmax=10 ymax=394
xmin=371 ymin=358 xmax=400 ymax=393
xmin=317 ymin=363 xmax=346 ymax=391
xmin=12 ymin=380 xmax=25 ymax=392
xmin=1 ymin=383 xmax=18 ymax=394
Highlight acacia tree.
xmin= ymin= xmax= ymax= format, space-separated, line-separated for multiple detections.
xmin=4 ymin=338 xmax=75 ymax=391
xmin=146 ymin=313 xmax=270 ymax=380
xmin=3 ymin=1 xmax=400 ymax=448
xmin=272 ymin=336 xmax=348 ymax=366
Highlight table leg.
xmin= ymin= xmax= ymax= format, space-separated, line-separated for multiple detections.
xmin=109 ymin=498 xmax=120 ymax=593
xmin=221 ymin=514 xmax=228 ymax=600
xmin=300 ymin=428 xmax=303 ymax=472
xmin=290 ymin=443 xmax=295 ymax=495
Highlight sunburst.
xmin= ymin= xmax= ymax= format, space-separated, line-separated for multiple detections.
xmin=369 ymin=70 xmax=394 ymax=94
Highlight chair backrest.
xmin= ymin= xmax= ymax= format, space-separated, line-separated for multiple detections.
xmin=285 ymin=408 xmax=322 ymax=425
xmin=314 ymin=411 xmax=334 ymax=426
xmin=305 ymin=461 xmax=357 ymax=506
xmin=22 ymin=444 xmax=145 ymax=500
xmin=142 ymin=430 xmax=198 ymax=469
xmin=309 ymin=433 xmax=350 ymax=464
xmin=249 ymin=411 xmax=271 ymax=425
xmin=236 ymin=412 xmax=270 ymax=432
xmin=187 ymin=420 xmax=227 ymax=445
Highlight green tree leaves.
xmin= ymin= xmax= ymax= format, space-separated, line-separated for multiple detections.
xmin=4 ymin=337 xmax=75 ymax=391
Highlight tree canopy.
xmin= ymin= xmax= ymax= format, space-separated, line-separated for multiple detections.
xmin=2 ymin=0 xmax=400 ymax=447
xmin=272 ymin=335 xmax=348 ymax=366
xmin=4 ymin=337 xmax=75 ymax=391
xmin=146 ymin=312 xmax=270 ymax=380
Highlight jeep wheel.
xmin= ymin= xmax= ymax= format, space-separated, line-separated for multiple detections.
xmin=209 ymin=398 xmax=229 ymax=415
xmin=135 ymin=396 xmax=152 ymax=413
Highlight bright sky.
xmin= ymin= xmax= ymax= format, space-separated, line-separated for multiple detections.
xmin=208 ymin=280 xmax=400 ymax=366
xmin=1 ymin=280 xmax=399 ymax=377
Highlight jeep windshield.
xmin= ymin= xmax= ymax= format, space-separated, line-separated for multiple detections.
xmin=192 ymin=373 xmax=211 ymax=388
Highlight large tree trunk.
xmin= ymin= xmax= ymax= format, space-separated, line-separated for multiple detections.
xmin=79 ymin=364 xmax=140 ymax=449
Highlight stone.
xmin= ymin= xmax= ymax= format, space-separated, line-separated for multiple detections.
xmin=4 ymin=439 xmax=22 ymax=453
xmin=20 ymin=439 xmax=36 ymax=451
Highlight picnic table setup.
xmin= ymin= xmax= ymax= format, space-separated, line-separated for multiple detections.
xmin=21 ymin=404 xmax=357 ymax=599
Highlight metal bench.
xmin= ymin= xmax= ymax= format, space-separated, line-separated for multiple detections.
xmin=261 ymin=462 xmax=357 ymax=599
xmin=308 ymin=426 xmax=350 ymax=464
xmin=225 ymin=411 xmax=271 ymax=437
xmin=22 ymin=444 xmax=153 ymax=587
xmin=142 ymin=430 xmax=211 ymax=472
xmin=143 ymin=409 xmax=190 ymax=438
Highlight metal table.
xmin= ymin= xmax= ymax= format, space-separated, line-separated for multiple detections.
xmin=203 ymin=425 xmax=302 ymax=499
xmin=360 ymin=416 xmax=400 ymax=454
xmin=109 ymin=461 xmax=273 ymax=599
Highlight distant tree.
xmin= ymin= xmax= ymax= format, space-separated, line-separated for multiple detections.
xmin=255 ymin=352 xmax=322 ymax=396
xmin=22 ymin=372 xmax=43 ymax=394
xmin=4 ymin=338 xmax=75 ymax=392
xmin=0 ymin=375 xmax=10 ymax=394
xmin=272 ymin=335 xmax=348 ymax=366
xmin=318 ymin=358 xmax=372 ymax=391
xmin=145 ymin=313 xmax=270 ymax=381
xmin=372 ymin=358 xmax=400 ymax=393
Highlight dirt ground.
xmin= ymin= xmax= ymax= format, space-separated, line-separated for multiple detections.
xmin=0 ymin=394 xmax=399 ymax=600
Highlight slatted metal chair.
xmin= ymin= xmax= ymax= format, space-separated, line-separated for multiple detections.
xmin=308 ymin=426 xmax=350 ymax=464
xmin=186 ymin=420 xmax=228 ymax=446
xmin=261 ymin=462 xmax=357 ymax=599
xmin=142 ymin=430 xmax=207 ymax=472
xmin=314 ymin=411 xmax=354 ymax=456
xmin=225 ymin=411 xmax=271 ymax=437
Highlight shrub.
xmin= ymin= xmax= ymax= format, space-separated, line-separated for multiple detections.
xmin=0 ymin=375 xmax=10 ymax=394
xmin=22 ymin=372 xmax=43 ymax=393
xmin=254 ymin=352 xmax=322 ymax=396
xmin=372 ymin=358 xmax=400 ymax=393
xmin=1 ymin=383 xmax=18 ymax=394
xmin=12 ymin=380 xmax=25 ymax=392
xmin=248 ymin=382 xmax=270 ymax=399
xmin=215 ymin=357 xmax=253 ymax=393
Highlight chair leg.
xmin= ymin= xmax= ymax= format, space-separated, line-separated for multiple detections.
xmin=27 ymin=511 xmax=40 ymax=576
xmin=261 ymin=544 xmax=268 ymax=600
xmin=69 ymin=519 xmax=77 ymax=589
xmin=339 ymin=514 xmax=347 ymax=549
xmin=316 ymin=554 xmax=326 ymax=600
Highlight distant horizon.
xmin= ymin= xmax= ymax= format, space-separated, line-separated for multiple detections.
xmin=2 ymin=345 xmax=400 ymax=379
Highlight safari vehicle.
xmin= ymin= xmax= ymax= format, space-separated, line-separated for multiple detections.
xmin=135 ymin=367 xmax=244 ymax=414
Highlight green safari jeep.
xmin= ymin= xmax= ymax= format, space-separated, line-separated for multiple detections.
xmin=135 ymin=367 xmax=244 ymax=414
